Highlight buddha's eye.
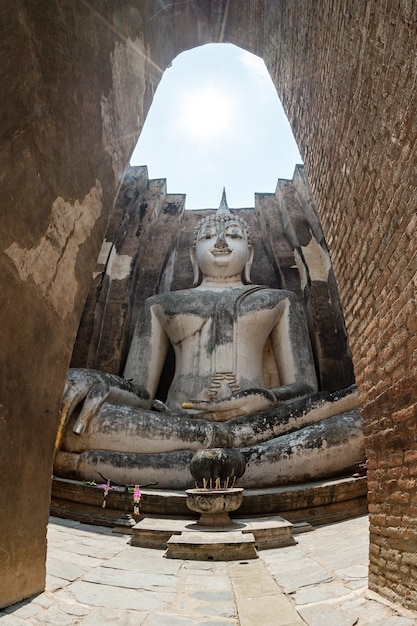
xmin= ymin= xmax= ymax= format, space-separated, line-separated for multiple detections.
xmin=199 ymin=229 xmax=216 ymax=240
xmin=226 ymin=227 xmax=243 ymax=239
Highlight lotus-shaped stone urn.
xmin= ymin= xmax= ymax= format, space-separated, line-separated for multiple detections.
xmin=185 ymin=487 xmax=244 ymax=526
xmin=186 ymin=448 xmax=246 ymax=526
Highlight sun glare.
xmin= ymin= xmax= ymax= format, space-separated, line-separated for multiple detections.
xmin=179 ymin=87 xmax=235 ymax=140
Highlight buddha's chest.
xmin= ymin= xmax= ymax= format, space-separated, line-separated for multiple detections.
xmin=153 ymin=291 xmax=282 ymax=348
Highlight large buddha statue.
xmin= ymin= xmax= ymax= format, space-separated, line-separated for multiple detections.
xmin=54 ymin=194 xmax=363 ymax=488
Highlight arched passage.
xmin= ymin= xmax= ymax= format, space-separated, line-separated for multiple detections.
xmin=1 ymin=0 xmax=416 ymax=612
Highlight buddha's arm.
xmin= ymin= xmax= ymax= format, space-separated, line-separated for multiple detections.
xmin=55 ymin=299 xmax=169 ymax=452
xmin=54 ymin=368 xmax=150 ymax=454
xmin=123 ymin=299 xmax=169 ymax=402
xmin=269 ymin=295 xmax=318 ymax=402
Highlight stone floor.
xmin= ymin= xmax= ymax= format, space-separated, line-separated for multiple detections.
xmin=1 ymin=515 xmax=416 ymax=625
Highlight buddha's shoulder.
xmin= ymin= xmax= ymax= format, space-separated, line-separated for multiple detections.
xmin=146 ymin=289 xmax=217 ymax=314
xmin=145 ymin=286 xmax=299 ymax=313
xmin=244 ymin=285 xmax=300 ymax=305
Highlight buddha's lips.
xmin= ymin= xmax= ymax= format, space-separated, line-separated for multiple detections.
xmin=211 ymin=248 xmax=232 ymax=256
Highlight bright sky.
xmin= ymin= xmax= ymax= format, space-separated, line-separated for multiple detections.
xmin=130 ymin=43 xmax=302 ymax=210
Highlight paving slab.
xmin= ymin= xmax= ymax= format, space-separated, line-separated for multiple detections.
xmin=335 ymin=563 xmax=368 ymax=582
xmin=192 ymin=600 xmax=237 ymax=619
xmin=229 ymin=560 xmax=303 ymax=626
xmin=49 ymin=539 xmax=122 ymax=560
xmin=165 ymin=561 xmax=237 ymax=623
xmin=56 ymin=580 xmax=174 ymax=612
xmin=264 ymin=556 xmax=333 ymax=593
xmin=81 ymin=607 xmax=146 ymax=625
xmin=103 ymin=546 xmax=182 ymax=574
xmin=31 ymin=604 xmax=90 ymax=625
xmin=46 ymin=557 xmax=90 ymax=582
xmin=83 ymin=567 xmax=178 ymax=591
xmin=293 ymin=580 xmax=353 ymax=605
xmin=46 ymin=547 xmax=104 ymax=569
xmin=341 ymin=595 xmax=407 ymax=622
xmin=182 ymin=560 xmax=229 ymax=572
xmin=44 ymin=575 xmax=72 ymax=592
xmin=0 ymin=615 xmax=29 ymax=626
xmin=297 ymin=603 xmax=359 ymax=626
xmin=0 ymin=600 xmax=43 ymax=620
xmin=235 ymin=593 xmax=305 ymax=626
xmin=228 ymin=561 xmax=281 ymax=597
xmin=184 ymin=574 xmax=234 ymax=592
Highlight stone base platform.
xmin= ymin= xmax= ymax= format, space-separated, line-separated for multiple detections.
xmin=50 ymin=475 xmax=367 ymax=528
xmin=165 ymin=530 xmax=258 ymax=561
xmin=130 ymin=515 xmax=297 ymax=551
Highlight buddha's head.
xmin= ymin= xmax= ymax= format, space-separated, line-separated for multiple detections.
xmin=190 ymin=190 xmax=254 ymax=285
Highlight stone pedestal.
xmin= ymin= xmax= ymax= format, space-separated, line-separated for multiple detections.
xmin=165 ymin=530 xmax=258 ymax=561
xmin=130 ymin=515 xmax=297 ymax=552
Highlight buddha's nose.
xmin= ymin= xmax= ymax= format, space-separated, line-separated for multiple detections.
xmin=214 ymin=230 xmax=227 ymax=249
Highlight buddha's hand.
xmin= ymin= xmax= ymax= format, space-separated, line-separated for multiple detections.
xmin=59 ymin=368 xmax=149 ymax=437
xmin=271 ymin=382 xmax=316 ymax=405
xmin=182 ymin=388 xmax=277 ymax=420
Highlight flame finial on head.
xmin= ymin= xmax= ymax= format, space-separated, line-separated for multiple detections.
xmin=217 ymin=187 xmax=231 ymax=218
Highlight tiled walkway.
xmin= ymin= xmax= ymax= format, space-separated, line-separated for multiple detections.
xmin=1 ymin=515 xmax=416 ymax=625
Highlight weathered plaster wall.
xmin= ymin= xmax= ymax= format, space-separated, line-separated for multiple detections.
xmin=0 ymin=0 xmax=158 ymax=607
xmin=1 ymin=0 xmax=417 ymax=612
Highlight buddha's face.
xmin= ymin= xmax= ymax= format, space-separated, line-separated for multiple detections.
xmin=195 ymin=220 xmax=251 ymax=279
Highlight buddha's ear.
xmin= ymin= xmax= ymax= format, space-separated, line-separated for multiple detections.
xmin=189 ymin=246 xmax=200 ymax=285
xmin=244 ymin=245 xmax=254 ymax=284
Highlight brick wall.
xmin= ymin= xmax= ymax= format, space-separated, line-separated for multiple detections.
xmin=236 ymin=0 xmax=417 ymax=609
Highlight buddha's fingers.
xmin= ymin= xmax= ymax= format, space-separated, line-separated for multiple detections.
xmin=62 ymin=369 xmax=97 ymax=409
xmin=55 ymin=379 xmax=95 ymax=455
xmin=72 ymin=380 xmax=110 ymax=435
xmin=182 ymin=388 xmax=277 ymax=414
